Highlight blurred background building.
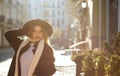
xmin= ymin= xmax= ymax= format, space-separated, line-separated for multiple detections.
xmin=30 ymin=0 xmax=72 ymax=30
xmin=0 ymin=0 xmax=120 ymax=51
xmin=0 ymin=0 xmax=74 ymax=49
xmin=92 ymin=0 xmax=119 ymax=49
xmin=0 ymin=0 xmax=30 ymax=47
xmin=28 ymin=0 xmax=74 ymax=49
xmin=1 ymin=1 xmax=120 ymax=76
xmin=66 ymin=0 xmax=120 ymax=51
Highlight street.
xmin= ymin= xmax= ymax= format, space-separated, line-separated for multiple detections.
xmin=0 ymin=48 xmax=76 ymax=76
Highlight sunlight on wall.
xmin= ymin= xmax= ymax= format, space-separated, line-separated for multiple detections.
xmin=88 ymin=0 xmax=93 ymax=27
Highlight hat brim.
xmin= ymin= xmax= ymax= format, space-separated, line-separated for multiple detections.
xmin=23 ymin=19 xmax=53 ymax=37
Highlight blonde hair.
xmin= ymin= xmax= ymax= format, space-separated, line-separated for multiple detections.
xmin=42 ymin=29 xmax=49 ymax=43
xmin=27 ymin=25 xmax=49 ymax=44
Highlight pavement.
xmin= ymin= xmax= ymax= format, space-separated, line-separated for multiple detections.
xmin=0 ymin=47 xmax=76 ymax=76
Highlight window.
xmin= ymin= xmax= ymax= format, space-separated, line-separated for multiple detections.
xmin=52 ymin=3 xmax=55 ymax=8
xmin=57 ymin=20 xmax=60 ymax=27
xmin=8 ymin=0 xmax=12 ymax=4
xmin=44 ymin=2 xmax=49 ymax=8
xmin=51 ymin=10 xmax=54 ymax=17
xmin=57 ymin=1 xmax=60 ymax=8
xmin=43 ymin=10 xmax=49 ymax=17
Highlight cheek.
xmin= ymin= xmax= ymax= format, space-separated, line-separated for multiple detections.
xmin=38 ymin=33 xmax=43 ymax=38
xmin=33 ymin=32 xmax=43 ymax=38
xmin=28 ymin=32 xmax=33 ymax=39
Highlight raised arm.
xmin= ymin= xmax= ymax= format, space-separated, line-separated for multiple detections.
xmin=5 ymin=28 xmax=25 ymax=52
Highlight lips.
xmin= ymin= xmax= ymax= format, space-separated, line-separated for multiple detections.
xmin=36 ymin=36 xmax=40 ymax=39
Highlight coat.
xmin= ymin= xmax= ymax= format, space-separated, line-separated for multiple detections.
xmin=5 ymin=29 xmax=56 ymax=76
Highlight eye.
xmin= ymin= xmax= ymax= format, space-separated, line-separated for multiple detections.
xmin=33 ymin=30 xmax=43 ymax=33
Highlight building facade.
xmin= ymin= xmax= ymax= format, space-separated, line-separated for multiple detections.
xmin=0 ymin=0 xmax=73 ymax=48
xmin=67 ymin=0 xmax=120 ymax=50
xmin=92 ymin=0 xmax=119 ymax=49
xmin=29 ymin=0 xmax=73 ymax=31
xmin=28 ymin=0 xmax=74 ymax=49
xmin=0 ymin=0 xmax=29 ymax=47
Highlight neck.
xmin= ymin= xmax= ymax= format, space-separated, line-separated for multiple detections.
xmin=30 ymin=39 xmax=42 ymax=43
xmin=30 ymin=40 xmax=38 ymax=43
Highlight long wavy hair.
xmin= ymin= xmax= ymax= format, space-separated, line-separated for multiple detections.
xmin=27 ymin=25 xmax=49 ymax=44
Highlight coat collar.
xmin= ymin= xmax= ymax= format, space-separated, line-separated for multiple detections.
xmin=14 ymin=39 xmax=45 ymax=76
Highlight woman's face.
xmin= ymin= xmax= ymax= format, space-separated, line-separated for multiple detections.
xmin=30 ymin=25 xmax=43 ymax=42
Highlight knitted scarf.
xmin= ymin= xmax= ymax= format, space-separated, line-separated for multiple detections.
xmin=14 ymin=39 xmax=44 ymax=76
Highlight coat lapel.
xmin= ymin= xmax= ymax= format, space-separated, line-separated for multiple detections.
xmin=28 ymin=40 xmax=44 ymax=76
xmin=14 ymin=38 xmax=30 ymax=76
xmin=14 ymin=39 xmax=44 ymax=76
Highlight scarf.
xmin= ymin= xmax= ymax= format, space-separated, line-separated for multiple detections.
xmin=14 ymin=39 xmax=44 ymax=76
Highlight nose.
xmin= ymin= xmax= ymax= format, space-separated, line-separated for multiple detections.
xmin=35 ymin=31 xmax=42 ymax=35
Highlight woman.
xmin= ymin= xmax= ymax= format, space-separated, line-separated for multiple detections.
xmin=5 ymin=19 xmax=56 ymax=76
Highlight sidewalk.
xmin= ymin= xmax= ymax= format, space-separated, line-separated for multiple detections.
xmin=0 ymin=48 xmax=76 ymax=76
xmin=0 ymin=47 xmax=13 ymax=76
xmin=53 ymin=51 xmax=76 ymax=76
xmin=0 ymin=47 xmax=14 ymax=62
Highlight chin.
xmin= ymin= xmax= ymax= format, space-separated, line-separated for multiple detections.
xmin=36 ymin=39 xmax=41 ymax=42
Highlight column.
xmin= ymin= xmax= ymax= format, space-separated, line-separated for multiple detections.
xmin=106 ymin=0 xmax=109 ymax=43
xmin=92 ymin=0 xmax=99 ymax=49
xmin=118 ymin=0 xmax=120 ymax=31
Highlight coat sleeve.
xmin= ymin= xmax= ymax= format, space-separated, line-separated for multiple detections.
xmin=45 ymin=46 xmax=56 ymax=75
xmin=5 ymin=29 xmax=24 ymax=52
xmin=34 ymin=44 xmax=56 ymax=76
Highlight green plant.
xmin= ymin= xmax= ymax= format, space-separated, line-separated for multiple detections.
xmin=82 ymin=51 xmax=96 ymax=76
xmin=72 ymin=31 xmax=120 ymax=76
xmin=108 ymin=54 xmax=120 ymax=76
xmin=72 ymin=52 xmax=85 ymax=76
xmin=113 ymin=32 xmax=120 ymax=55
xmin=72 ymin=52 xmax=85 ymax=64
xmin=96 ymin=54 xmax=107 ymax=76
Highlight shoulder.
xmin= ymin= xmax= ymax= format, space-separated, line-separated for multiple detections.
xmin=44 ymin=42 xmax=53 ymax=51
xmin=43 ymin=43 xmax=55 ymax=60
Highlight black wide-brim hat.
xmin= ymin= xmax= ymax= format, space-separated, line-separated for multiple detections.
xmin=23 ymin=19 xmax=53 ymax=37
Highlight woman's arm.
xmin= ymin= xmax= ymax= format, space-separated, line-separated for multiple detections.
xmin=34 ymin=44 xmax=56 ymax=76
xmin=5 ymin=28 xmax=25 ymax=52
xmin=42 ymin=44 xmax=56 ymax=75
xmin=46 ymin=48 xmax=56 ymax=75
